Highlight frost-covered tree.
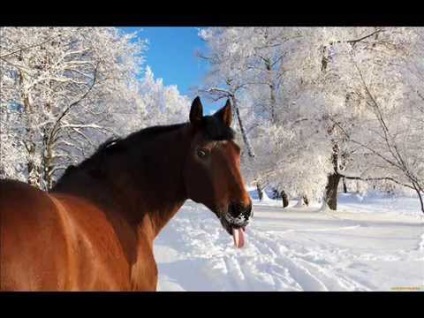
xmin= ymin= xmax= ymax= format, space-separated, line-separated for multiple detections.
xmin=198 ymin=27 xmax=332 ymax=203
xmin=0 ymin=27 xmax=146 ymax=189
xmin=335 ymin=28 xmax=424 ymax=212
xmin=297 ymin=27 xmax=423 ymax=211
xmin=199 ymin=26 xmax=424 ymax=211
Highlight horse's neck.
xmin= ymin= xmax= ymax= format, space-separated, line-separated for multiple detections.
xmin=54 ymin=126 xmax=191 ymax=240
xmin=123 ymin=127 xmax=191 ymax=238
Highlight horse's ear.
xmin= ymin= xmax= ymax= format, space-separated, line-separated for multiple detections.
xmin=190 ymin=96 xmax=203 ymax=124
xmin=214 ymin=98 xmax=232 ymax=127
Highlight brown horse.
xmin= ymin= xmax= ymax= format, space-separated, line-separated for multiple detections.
xmin=0 ymin=97 xmax=252 ymax=291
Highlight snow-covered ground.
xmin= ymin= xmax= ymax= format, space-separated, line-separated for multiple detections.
xmin=154 ymin=192 xmax=424 ymax=291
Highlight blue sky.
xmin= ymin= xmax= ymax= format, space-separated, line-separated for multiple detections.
xmin=121 ymin=27 xmax=220 ymax=113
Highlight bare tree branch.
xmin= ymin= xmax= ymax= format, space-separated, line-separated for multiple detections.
xmin=342 ymin=174 xmax=415 ymax=190
xmin=49 ymin=63 xmax=99 ymax=143
xmin=346 ymin=29 xmax=384 ymax=45
xmin=0 ymin=34 xmax=62 ymax=59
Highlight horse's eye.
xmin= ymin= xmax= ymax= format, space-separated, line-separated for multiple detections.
xmin=197 ymin=149 xmax=208 ymax=159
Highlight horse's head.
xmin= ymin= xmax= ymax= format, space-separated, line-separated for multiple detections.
xmin=184 ymin=97 xmax=252 ymax=248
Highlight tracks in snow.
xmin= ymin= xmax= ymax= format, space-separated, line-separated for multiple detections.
xmin=155 ymin=202 xmax=423 ymax=291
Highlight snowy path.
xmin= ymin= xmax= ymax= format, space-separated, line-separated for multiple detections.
xmin=154 ymin=198 xmax=424 ymax=291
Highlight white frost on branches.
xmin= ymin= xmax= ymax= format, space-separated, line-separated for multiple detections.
xmin=199 ymin=27 xmax=424 ymax=210
xmin=0 ymin=27 xmax=188 ymax=190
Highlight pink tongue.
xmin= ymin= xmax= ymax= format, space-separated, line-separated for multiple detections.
xmin=232 ymin=228 xmax=245 ymax=248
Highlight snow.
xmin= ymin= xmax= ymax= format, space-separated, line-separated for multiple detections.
xmin=154 ymin=193 xmax=424 ymax=291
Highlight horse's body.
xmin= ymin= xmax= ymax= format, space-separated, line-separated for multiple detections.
xmin=0 ymin=97 xmax=252 ymax=291
xmin=1 ymin=180 xmax=145 ymax=290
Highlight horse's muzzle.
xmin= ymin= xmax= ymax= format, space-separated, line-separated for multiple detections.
xmin=219 ymin=201 xmax=252 ymax=235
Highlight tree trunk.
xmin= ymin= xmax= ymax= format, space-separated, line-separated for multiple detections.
xmin=270 ymin=82 xmax=276 ymax=124
xmin=44 ymin=150 xmax=53 ymax=190
xmin=231 ymin=96 xmax=255 ymax=158
xmin=42 ymin=100 xmax=54 ymax=190
xmin=324 ymin=141 xmax=340 ymax=210
xmin=23 ymin=91 xmax=41 ymax=188
xmin=342 ymin=177 xmax=347 ymax=193
xmin=264 ymin=57 xmax=277 ymax=124
xmin=18 ymin=70 xmax=40 ymax=188
xmin=281 ymin=190 xmax=289 ymax=208
xmin=42 ymin=130 xmax=54 ymax=190
xmin=321 ymin=45 xmax=340 ymax=211
xmin=256 ymin=182 xmax=264 ymax=201
xmin=302 ymin=195 xmax=309 ymax=206
xmin=26 ymin=141 xmax=40 ymax=188
xmin=412 ymin=184 xmax=424 ymax=214
xmin=325 ymin=173 xmax=341 ymax=210
xmin=417 ymin=191 xmax=424 ymax=214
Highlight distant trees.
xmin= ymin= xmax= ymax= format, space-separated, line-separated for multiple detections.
xmin=138 ymin=67 xmax=189 ymax=126
xmin=199 ymin=27 xmax=424 ymax=212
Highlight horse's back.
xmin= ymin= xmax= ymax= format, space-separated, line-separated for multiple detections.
xmin=0 ymin=179 xmax=71 ymax=290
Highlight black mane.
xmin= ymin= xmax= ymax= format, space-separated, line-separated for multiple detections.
xmin=80 ymin=117 xmax=234 ymax=168
xmin=54 ymin=118 xmax=235 ymax=185
xmin=72 ymin=123 xmax=187 ymax=172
